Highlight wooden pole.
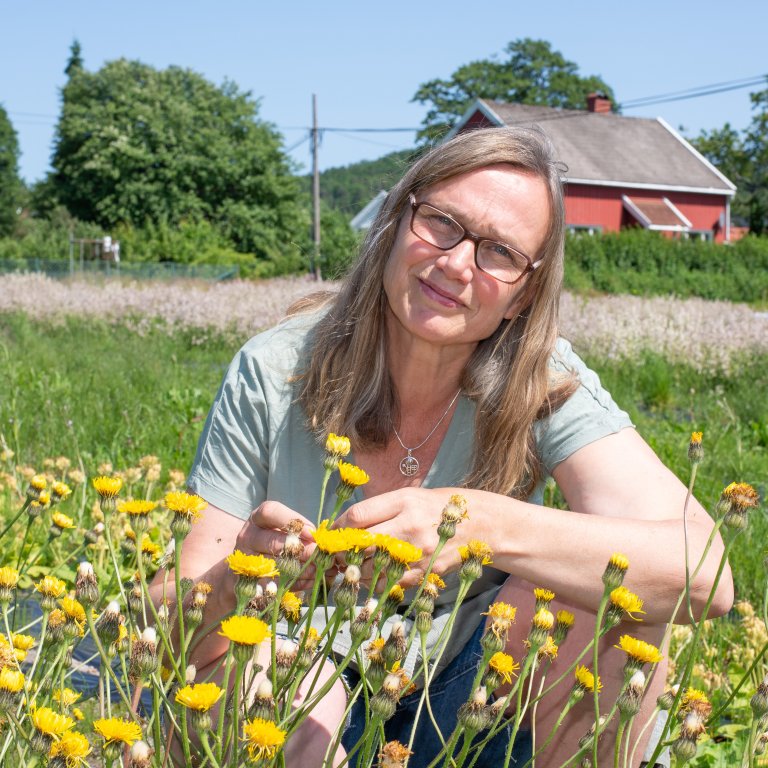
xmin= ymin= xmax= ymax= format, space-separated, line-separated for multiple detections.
xmin=311 ymin=94 xmax=322 ymax=281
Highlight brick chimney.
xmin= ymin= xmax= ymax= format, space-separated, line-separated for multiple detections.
xmin=587 ymin=92 xmax=612 ymax=113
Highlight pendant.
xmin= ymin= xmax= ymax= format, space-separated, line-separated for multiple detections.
xmin=399 ymin=452 xmax=419 ymax=477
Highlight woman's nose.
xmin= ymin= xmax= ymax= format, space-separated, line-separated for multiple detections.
xmin=436 ymin=240 xmax=475 ymax=282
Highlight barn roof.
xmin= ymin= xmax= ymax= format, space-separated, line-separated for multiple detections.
xmin=450 ymin=100 xmax=735 ymax=195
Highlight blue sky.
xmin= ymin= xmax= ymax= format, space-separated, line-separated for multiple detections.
xmin=2 ymin=0 xmax=766 ymax=184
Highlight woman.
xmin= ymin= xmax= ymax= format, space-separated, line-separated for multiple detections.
xmin=166 ymin=127 xmax=733 ymax=766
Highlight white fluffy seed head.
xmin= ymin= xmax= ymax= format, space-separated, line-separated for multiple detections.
xmin=185 ymin=664 xmax=197 ymax=683
xmin=266 ymin=581 xmax=278 ymax=597
xmin=141 ymin=627 xmax=157 ymax=645
xmin=257 ymin=678 xmax=273 ymax=697
xmin=77 ymin=561 xmax=94 ymax=577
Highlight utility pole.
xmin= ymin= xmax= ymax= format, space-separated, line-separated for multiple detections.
xmin=311 ymin=94 xmax=322 ymax=281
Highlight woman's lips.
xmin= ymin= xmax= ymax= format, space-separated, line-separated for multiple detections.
xmin=418 ymin=278 xmax=465 ymax=308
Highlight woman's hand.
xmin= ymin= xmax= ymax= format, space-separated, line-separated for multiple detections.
xmin=334 ymin=487 xmax=479 ymax=588
xmin=236 ymin=500 xmax=319 ymax=591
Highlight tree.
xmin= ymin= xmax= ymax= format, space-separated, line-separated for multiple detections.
xmin=51 ymin=54 xmax=309 ymax=266
xmin=0 ymin=105 xmax=21 ymax=237
xmin=413 ymin=38 xmax=616 ymax=142
xmin=693 ymin=81 xmax=768 ymax=234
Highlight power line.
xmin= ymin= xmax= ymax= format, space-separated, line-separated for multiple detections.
xmin=620 ymin=75 xmax=766 ymax=109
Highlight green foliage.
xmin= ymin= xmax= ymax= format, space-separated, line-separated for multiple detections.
xmin=693 ymin=81 xmax=768 ymax=234
xmin=2 ymin=310 xmax=764 ymax=605
xmin=315 ymin=149 xmax=417 ymax=216
xmin=318 ymin=205 xmax=362 ymax=279
xmin=50 ymin=54 xmax=309 ymax=270
xmin=0 ymin=104 xmax=22 ymax=237
xmin=412 ymin=38 xmax=616 ymax=141
xmin=564 ymin=229 xmax=768 ymax=303
xmin=590 ymin=349 xmax=768 ymax=605
xmin=0 ymin=312 xmax=240 ymax=470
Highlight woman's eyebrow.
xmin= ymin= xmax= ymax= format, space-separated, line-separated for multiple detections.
xmin=423 ymin=199 xmax=511 ymax=241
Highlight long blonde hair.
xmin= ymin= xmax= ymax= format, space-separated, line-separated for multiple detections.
xmin=294 ymin=126 xmax=575 ymax=498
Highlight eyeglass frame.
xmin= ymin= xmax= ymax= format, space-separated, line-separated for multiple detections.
xmin=408 ymin=193 xmax=543 ymax=285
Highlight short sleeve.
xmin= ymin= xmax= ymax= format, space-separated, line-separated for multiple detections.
xmin=186 ymin=319 xmax=310 ymax=520
xmin=534 ymin=338 xmax=634 ymax=473
xmin=187 ymin=342 xmax=272 ymax=519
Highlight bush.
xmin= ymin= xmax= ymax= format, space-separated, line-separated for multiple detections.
xmin=564 ymin=230 xmax=768 ymax=303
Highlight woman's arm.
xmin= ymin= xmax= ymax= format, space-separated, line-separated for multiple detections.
xmin=336 ymin=428 xmax=733 ymax=623
xmin=148 ymin=499 xmax=318 ymax=671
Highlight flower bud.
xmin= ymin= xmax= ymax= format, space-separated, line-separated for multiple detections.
xmin=382 ymin=621 xmax=407 ymax=669
xmin=128 ymin=740 xmax=154 ymax=768
xmin=75 ymin=561 xmax=99 ymax=606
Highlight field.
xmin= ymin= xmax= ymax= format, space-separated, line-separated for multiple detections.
xmin=0 ymin=273 xmax=766 ymax=766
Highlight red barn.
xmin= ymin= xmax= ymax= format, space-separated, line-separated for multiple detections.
xmin=448 ymin=96 xmax=738 ymax=243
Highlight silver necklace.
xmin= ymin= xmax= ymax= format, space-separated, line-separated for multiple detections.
xmin=392 ymin=389 xmax=462 ymax=476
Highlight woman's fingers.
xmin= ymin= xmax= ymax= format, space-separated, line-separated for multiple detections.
xmin=250 ymin=500 xmax=316 ymax=539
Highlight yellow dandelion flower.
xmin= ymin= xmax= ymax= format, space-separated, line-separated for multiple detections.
xmin=53 ymin=688 xmax=82 ymax=707
xmin=117 ymin=500 xmax=157 ymax=516
xmin=0 ymin=667 xmax=25 ymax=693
xmin=538 ymin=636 xmax=559 ymax=659
xmin=139 ymin=537 xmax=161 ymax=557
xmin=574 ymin=665 xmax=602 ymax=693
xmin=72 ymin=707 xmax=84 ymax=721
xmin=556 ymin=610 xmax=575 ymax=627
xmin=225 ymin=550 xmax=279 ymax=579
xmin=30 ymin=474 xmax=47 ymax=491
xmin=610 ymin=586 xmax=646 ymax=619
xmin=340 ymin=527 xmax=376 ymax=552
xmin=312 ymin=521 xmax=351 ymax=554
xmin=93 ymin=717 xmax=143 ymax=745
xmin=458 ymin=540 xmax=493 ymax=565
xmin=194 ymin=581 xmax=213 ymax=594
xmin=0 ymin=566 xmax=20 ymax=588
xmin=12 ymin=633 xmax=35 ymax=651
xmin=337 ymin=461 xmax=369 ymax=488
xmin=61 ymin=597 xmax=86 ymax=625
xmin=721 ymin=482 xmax=760 ymax=511
xmin=92 ymin=476 xmax=123 ymax=499
xmin=175 ymin=682 xmax=224 ymax=712
xmin=489 ymin=652 xmax=519 ymax=684
xmin=484 ymin=602 xmax=517 ymax=623
xmin=51 ymin=512 xmax=76 ymax=530
xmin=680 ymin=688 xmax=712 ymax=716
xmin=280 ymin=591 xmax=302 ymax=622
xmin=242 ymin=717 xmax=287 ymax=761
xmin=424 ymin=573 xmax=446 ymax=590
xmin=690 ymin=432 xmax=703 ymax=445
xmin=615 ymin=635 xmax=663 ymax=665
xmin=609 ymin=553 xmax=629 ymax=571
xmin=49 ymin=731 xmax=91 ymax=766
xmin=374 ymin=534 xmax=423 ymax=566
xmin=534 ymin=588 xmax=555 ymax=602
xmin=219 ymin=615 xmax=271 ymax=646
xmin=31 ymin=706 xmax=74 ymax=737
xmin=51 ymin=482 xmax=72 ymax=501
xmin=387 ymin=585 xmax=405 ymax=603
xmin=164 ymin=491 xmax=208 ymax=519
xmin=532 ymin=608 xmax=555 ymax=631
xmin=34 ymin=575 xmax=67 ymax=599
xmin=325 ymin=433 xmax=351 ymax=457
xmin=37 ymin=490 xmax=51 ymax=506
xmin=366 ymin=637 xmax=386 ymax=662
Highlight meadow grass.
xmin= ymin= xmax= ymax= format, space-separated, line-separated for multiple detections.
xmin=1 ymin=309 xmax=765 ymax=604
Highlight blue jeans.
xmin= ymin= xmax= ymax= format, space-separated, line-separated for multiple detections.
xmin=341 ymin=621 xmax=532 ymax=767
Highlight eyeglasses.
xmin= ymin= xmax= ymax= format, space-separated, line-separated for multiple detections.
xmin=409 ymin=194 xmax=542 ymax=285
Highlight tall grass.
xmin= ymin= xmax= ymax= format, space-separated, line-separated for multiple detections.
xmin=1 ymin=310 xmax=765 ymax=603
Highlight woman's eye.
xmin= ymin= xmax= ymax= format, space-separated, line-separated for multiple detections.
xmin=425 ymin=213 xmax=456 ymax=232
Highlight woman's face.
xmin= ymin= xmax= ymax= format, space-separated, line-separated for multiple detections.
xmin=383 ymin=164 xmax=552 ymax=352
